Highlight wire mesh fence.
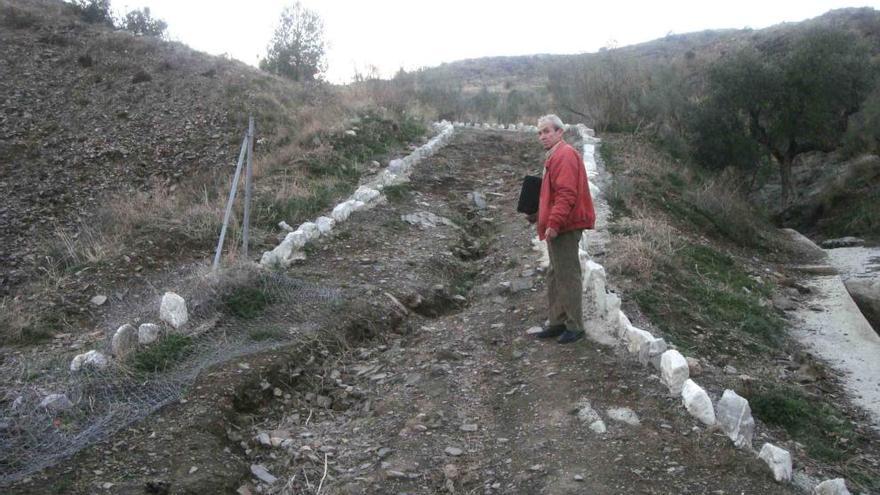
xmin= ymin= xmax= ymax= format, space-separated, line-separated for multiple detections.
xmin=0 ymin=268 xmax=341 ymax=485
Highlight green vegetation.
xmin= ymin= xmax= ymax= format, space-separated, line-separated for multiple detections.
xmin=260 ymin=2 xmax=326 ymax=81
xmin=747 ymin=385 xmax=856 ymax=462
xmin=223 ymin=286 xmax=276 ymax=319
xmin=247 ymin=325 xmax=288 ymax=341
xmin=381 ymin=183 xmax=411 ymax=203
xmin=633 ymin=244 xmax=781 ymax=354
xmin=132 ymin=334 xmax=194 ymax=373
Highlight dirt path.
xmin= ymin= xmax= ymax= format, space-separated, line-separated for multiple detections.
xmin=10 ymin=130 xmax=793 ymax=494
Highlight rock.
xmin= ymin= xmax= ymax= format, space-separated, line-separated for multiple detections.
xmin=444 ymin=447 xmax=463 ymax=456
xmin=716 ymin=389 xmax=755 ymax=449
xmin=344 ymin=129 xmax=357 ymax=136
xmin=387 ymin=159 xmax=406 ymax=174
xmin=660 ymin=350 xmax=690 ymax=396
xmin=39 ymin=393 xmax=73 ymax=412
xmin=681 ymin=379 xmax=716 ymax=426
xmin=814 ymin=478 xmax=851 ymax=495
xmin=508 ymin=278 xmax=534 ymax=293
xmin=332 ymin=201 xmax=355 ymax=222
xmin=278 ymin=221 xmax=294 ymax=232
xmin=250 ymin=464 xmax=277 ymax=484
xmin=686 ymin=357 xmax=703 ymax=377
xmin=758 ymin=443 xmax=792 ymax=483
xmin=90 ymin=295 xmax=107 ymax=306
xmin=138 ymin=323 xmax=161 ymax=345
xmin=111 ymin=324 xmax=138 ymax=357
xmin=377 ymin=447 xmax=393 ymax=459
xmin=589 ymin=420 xmax=607 ymax=433
xmin=255 ymin=432 xmax=271 ymax=446
xmin=723 ymin=365 xmax=739 ymax=375
xmin=638 ymin=336 xmax=667 ymax=370
xmin=469 ymin=191 xmax=487 ymax=209
xmin=772 ymin=294 xmax=798 ymax=312
xmin=526 ymin=326 xmax=543 ymax=335
xmin=460 ymin=424 xmax=478 ymax=432
xmin=315 ymin=216 xmax=335 ymax=235
xmin=606 ymin=407 xmax=640 ymax=426
xmin=353 ymin=186 xmax=380 ymax=203
xmin=443 ymin=463 xmax=459 ymax=480
xmin=316 ymin=395 xmax=332 ymax=408
xmin=574 ymin=474 xmax=585 ymax=482
xmin=160 ymin=292 xmax=188 ymax=329
xmin=821 ymin=237 xmax=865 ymax=249
xmin=576 ymin=399 xmax=601 ymax=424
xmin=70 ymin=350 xmax=109 ymax=372
xmin=844 ymin=278 xmax=880 ymax=328
xmin=401 ymin=211 xmax=457 ymax=229
xmin=298 ymin=222 xmax=319 ymax=241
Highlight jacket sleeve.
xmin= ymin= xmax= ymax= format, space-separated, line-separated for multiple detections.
xmin=547 ymin=149 xmax=579 ymax=231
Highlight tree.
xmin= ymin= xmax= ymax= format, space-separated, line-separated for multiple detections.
xmin=122 ymin=7 xmax=167 ymax=38
xmin=260 ymin=2 xmax=326 ymax=82
xmin=71 ymin=0 xmax=113 ymax=25
xmin=693 ymin=28 xmax=875 ymax=205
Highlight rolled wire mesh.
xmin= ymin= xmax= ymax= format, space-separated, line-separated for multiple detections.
xmin=0 ymin=270 xmax=341 ymax=485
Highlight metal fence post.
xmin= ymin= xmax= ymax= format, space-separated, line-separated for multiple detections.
xmin=213 ymin=132 xmax=248 ymax=271
xmin=242 ymin=116 xmax=255 ymax=258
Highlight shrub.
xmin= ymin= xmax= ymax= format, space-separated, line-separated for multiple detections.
xmin=70 ymin=0 xmax=113 ymax=25
xmin=122 ymin=7 xmax=167 ymax=38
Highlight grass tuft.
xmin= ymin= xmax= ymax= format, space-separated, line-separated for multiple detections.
xmin=222 ymin=286 xmax=275 ymax=319
xmin=132 ymin=334 xmax=194 ymax=373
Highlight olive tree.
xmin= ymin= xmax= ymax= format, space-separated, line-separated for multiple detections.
xmin=692 ymin=28 xmax=874 ymax=205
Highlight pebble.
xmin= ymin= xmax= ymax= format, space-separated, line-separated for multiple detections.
xmin=460 ymin=424 xmax=478 ymax=432
xmin=444 ymin=446 xmax=463 ymax=456
xmin=574 ymin=474 xmax=584 ymax=482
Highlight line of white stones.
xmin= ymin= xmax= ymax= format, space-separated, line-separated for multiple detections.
xmin=458 ymin=120 xmax=850 ymax=492
xmin=259 ymin=121 xmax=456 ymax=268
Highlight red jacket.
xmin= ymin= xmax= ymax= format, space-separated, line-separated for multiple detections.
xmin=537 ymin=141 xmax=596 ymax=240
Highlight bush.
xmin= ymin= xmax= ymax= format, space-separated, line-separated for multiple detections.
xmin=70 ymin=0 xmax=113 ymax=25
xmin=122 ymin=7 xmax=167 ymax=38
xmin=260 ymin=2 xmax=326 ymax=81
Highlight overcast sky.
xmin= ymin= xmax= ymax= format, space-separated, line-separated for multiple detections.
xmin=117 ymin=0 xmax=879 ymax=83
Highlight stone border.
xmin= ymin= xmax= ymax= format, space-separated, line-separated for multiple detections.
xmin=457 ymin=121 xmax=850 ymax=492
xmin=259 ymin=121 xmax=456 ymax=267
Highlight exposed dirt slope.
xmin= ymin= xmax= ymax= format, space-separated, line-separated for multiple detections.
xmin=10 ymin=130 xmax=800 ymax=494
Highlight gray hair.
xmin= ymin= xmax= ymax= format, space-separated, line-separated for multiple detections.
xmin=537 ymin=114 xmax=564 ymax=131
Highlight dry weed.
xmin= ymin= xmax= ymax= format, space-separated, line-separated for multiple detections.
xmin=606 ymin=215 xmax=680 ymax=282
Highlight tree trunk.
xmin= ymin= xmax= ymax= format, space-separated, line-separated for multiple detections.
xmin=779 ymin=156 xmax=794 ymax=208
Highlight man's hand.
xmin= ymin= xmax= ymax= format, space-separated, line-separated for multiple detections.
xmin=526 ymin=213 xmax=537 ymax=224
xmin=546 ymin=227 xmax=558 ymax=239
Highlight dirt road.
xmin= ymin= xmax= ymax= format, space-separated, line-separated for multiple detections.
xmin=10 ymin=130 xmax=792 ymax=494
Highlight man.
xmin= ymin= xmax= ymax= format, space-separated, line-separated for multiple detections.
xmin=527 ymin=115 xmax=596 ymax=344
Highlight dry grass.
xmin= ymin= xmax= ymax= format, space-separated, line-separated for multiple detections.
xmin=606 ymin=214 xmax=680 ymax=282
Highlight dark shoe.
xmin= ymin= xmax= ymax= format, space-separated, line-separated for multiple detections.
xmin=558 ymin=330 xmax=584 ymax=344
xmin=535 ymin=324 xmax=566 ymax=339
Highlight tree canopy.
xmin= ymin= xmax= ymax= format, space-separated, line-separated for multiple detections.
xmin=260 ymin=2 xmax=326 ymax=82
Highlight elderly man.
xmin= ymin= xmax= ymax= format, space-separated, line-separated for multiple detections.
xmin=528 ymin=114 xmax=596 ymax=344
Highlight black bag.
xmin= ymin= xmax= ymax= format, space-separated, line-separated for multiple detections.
xmin=517 ymin=175 xmax=542 ymax=214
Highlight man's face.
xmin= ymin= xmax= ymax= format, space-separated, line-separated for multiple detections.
xmin=538 ymin=122 xmax=564 ymax=150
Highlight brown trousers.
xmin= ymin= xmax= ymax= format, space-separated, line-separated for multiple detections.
xmin=546 ymin=229 xmax=584 ymax=332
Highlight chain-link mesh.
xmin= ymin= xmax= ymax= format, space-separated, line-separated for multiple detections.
xmin=0 ymin=268 xmax=341 ymax=485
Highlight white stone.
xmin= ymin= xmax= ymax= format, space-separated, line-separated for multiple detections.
xmin=353 ymin=186 xmax=380 ymax=203
xmin=388 ymin=158 xmax=406 ymax=174
xmin=589 ymin=182 xmax=601 ymax=199
xmin=660 ymin=350 xmax=689 ymax=396
xmin=617 ymin=311 xmax=632 ymax=339
xmin=625 ymin=325 xmax=654 ymax=354
xmin=758 ymin=443 xmax=792 ymax=483
xmin=278 ymin=221 xmax=294 ymax=232
xmin=607 ymin=407 xmax=640 ymax=426
xmin=681 ymin=379 xmax=716 ymax=425
xmin=70 ymin=349 xmax=109 ymax=372
xmin=90 ymin=295 xmax=107 ymax=306
xmin=637 ymin=336 xmax=667 ymax=369
xmin=160 ymin=292 xmax=188 ymax=329
xmin=39 ymin=393 xmax=73 ymax=411
xmin=716 ymin=389 xmax=755 ymax=449
xmin=526 ymin=326 xmax=543 ymax=335
xmin=814 ymin=478 xmax=851 ymax=495
xmin=604 ymin=292 xmax=621 ymax=323
xmin=585 ymin=260 xmax=607 ymax=312
xmin=331 ymin=201 xmax=355 ymax=222
xmin=576 ymin=399 xmax=601 ymax=423
xmin=111 ymin=323 xmax=138 ymax=357
xmin=315 ymin=216 xmax=335 ymax=235
xmin=589 ymin=420 xmax=607 ymax=434
xmin=138 ymin=323 xmax=161 ymax=345
xmin=298 ymin=222 xmax=319 ymax=241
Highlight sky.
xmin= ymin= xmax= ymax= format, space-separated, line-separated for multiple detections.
xmin=116 ymin=0 xmax=880 ymax=83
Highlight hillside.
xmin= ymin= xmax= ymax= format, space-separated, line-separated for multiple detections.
xmin=1 ymin=1 xmax=878 ymax=493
